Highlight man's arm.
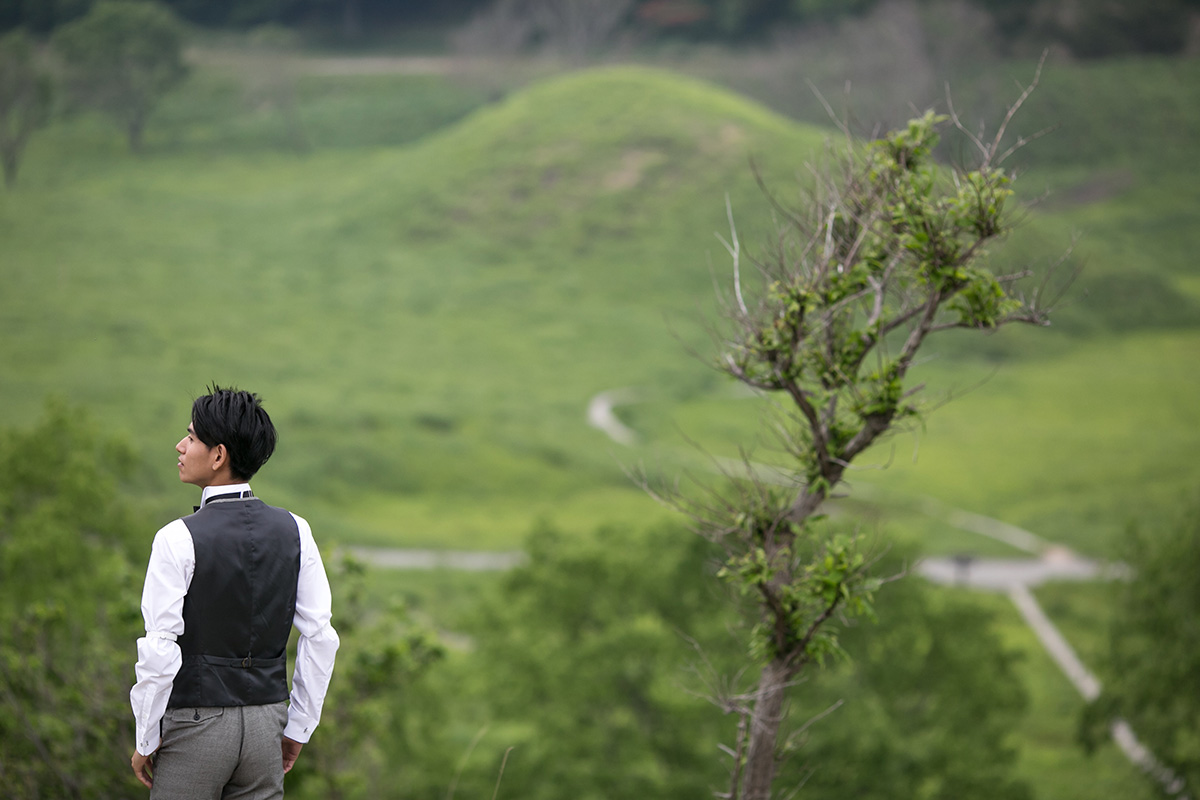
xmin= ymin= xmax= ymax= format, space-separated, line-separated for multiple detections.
xmin=129 ymin=520 xmax=192 ymax=773
xmin=284 ymin=514 xmax=340 ymax=752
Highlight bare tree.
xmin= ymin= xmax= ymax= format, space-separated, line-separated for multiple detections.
xmin=243 ymin=25 xmax=308 ymax=152
xmin=527 ymin=0 xmax=636 ymax=56
xmin=452 ymin=0 xmax=635 ymax=59
xmin=0 ymin=30 xmax=52 ymax=188
xmin=451 ymin=0 xmax=539 ymax=57
xmin=649 ymin=60 xmax=1072 ymax=800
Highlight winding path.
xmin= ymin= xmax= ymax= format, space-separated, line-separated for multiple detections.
xmin=345 ymin=546 xmax=523 ymax=571
xmin=586 ymin=387 xmax=640 ymax=445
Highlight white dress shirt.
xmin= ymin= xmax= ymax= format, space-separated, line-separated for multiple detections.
xmin=130 ymin=483 xmax=340 ymax=756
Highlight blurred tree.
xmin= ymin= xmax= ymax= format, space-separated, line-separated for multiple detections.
xmin=785 ymin=571 xmax=1032 ymax=800
xmin=0 ymin=29 xmax=52 ymax=187
xmin=527 ymin=0 xmax=636 ymax=55
xmin=0 ymin=401 xmax=147 ymax=799
xmin=285 ymin=555 xmax=453 ymax=800
xmin=1054 ymin=0 xmax=1194 ymax=57
xmin=52 ymin=0 xmax=187 ymax=152
xmin=150 ymin=0 xmax=486 ymax=31
xmin=461 ymin=522 xmax=734 ymax=800
xmin=789 ymin=0 xmax=876 ymax=23
xmin=450 ymin=0 xmax=537 ymax=56
xmin=4 ymin=0 xmax=1198 ymax=56
xmin=973 ymin=0 xmax=1197 ymax=56
xmin=634 ymin=0 xmax=879 ymax=36
xmin=647 ymin=65 xmax=1070 ymax=799
xmin=1081 ymin=496 xmax=1200 ymax=796
xmin=971 ymin=0 xmax=1038 ymax=44
xmin=0 ymin=0 xmax=94 ymax=33
xmin=460 ymin=522 xmax=1033 ymax=800
xmin=702 ymin=0 xmax=776 ymax=34
xmin=453 ymin=0 xmax=635 ymax=57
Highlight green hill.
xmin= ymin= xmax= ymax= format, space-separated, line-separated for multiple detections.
xmin=0 ymin=66 xmax=828 ymax=546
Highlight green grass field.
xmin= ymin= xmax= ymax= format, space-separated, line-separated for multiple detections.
xmin=2 ymin=48 xmax=1197 ymax=799
xmin=6 ymin=59 xmax=1195 ymax=553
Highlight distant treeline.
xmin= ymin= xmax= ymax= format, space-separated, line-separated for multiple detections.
xmin=1 ymin=0 xmax=1197 ymax=56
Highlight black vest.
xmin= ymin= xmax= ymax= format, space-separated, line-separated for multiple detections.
xmin=168 ymin=497 xmax=301 ymax=709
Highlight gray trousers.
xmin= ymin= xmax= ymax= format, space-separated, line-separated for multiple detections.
xmin=150 ymin=702 xmax=288 ymax=800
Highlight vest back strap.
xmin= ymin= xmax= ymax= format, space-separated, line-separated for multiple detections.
xmin=183 ymin=653 xmax=287 ymax=669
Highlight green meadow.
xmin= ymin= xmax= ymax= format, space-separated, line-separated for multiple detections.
xmin=2 ymin=49 xmax=1198 ymax=798
xmin=4 ymin=64 xmax=827 ymax=547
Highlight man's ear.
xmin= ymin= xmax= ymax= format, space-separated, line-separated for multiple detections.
xmin=213 ymin=443 xmax=227 ymax=471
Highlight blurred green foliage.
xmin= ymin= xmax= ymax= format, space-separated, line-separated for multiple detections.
xmin=0 ymin=29 xmax=52 ymax=186
xmin=6 ymin=0 xmax=1200 ymax=58
xmin=285 ymin=555 xmax=455 ymax=800
xmin=779 ymin=569 xmax=1032 ymax=800
xmin=0 ymin=402 xmax=146 ymax=799
xmin=458 ymin=522 xmax=733 ymax=800
xmin=1081 ymin=495 xmax=1200 ymax=793
xmin=438 ymin=521 xmax=1043 ymax=800
xmin=52 ymin=1 xmax=188 ymax=151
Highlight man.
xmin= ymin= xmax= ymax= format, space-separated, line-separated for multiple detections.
xmin=130 ymin=386 xmax=339 ymax=798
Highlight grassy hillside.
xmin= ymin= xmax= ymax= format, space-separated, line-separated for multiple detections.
xmin=1 ymin=66 xmax=828 ymax=546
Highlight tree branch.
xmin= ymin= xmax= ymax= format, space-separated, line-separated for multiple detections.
xmin=717 ymin=192 xmax=750 ymax=319
xmin=986 ymin=49 xmax=1048 ymax=167
xmin=896 ymin=288 xmax=944 ymax=374
xmin=780 ymin=376 xmax=833 ymax=478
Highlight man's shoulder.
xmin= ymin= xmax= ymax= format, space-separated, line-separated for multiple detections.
xmin=157 ymin=516 xmax=192 ymax=540
xmin=150 ymin=517 xmax=194 ymax=562
xmin=283 ymin=508 xmax=314 ymax=537
xmin=260 ymin=502 xmax=309 ymax=531
xmin=248 ymin=501 xmax=312 ymax=543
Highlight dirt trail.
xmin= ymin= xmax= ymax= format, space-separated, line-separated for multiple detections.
xmin=186 ymin=48 xmax=468 ymax=76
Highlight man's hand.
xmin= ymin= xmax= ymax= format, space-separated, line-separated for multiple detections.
xmin=131 ymin=750 xmax=154 ymax=789
xmin=282 ymin=736 xmax=303 ymax=773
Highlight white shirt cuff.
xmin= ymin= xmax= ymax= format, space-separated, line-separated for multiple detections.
xmin=136 ymin=727 xmax=162 ymax=756
xmin=284 ymin=710 xmax=318 ymax=743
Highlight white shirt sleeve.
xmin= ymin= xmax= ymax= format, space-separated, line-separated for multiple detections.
xmin=284 ymin=513 xmax=340 ymax=743
xmin=129 ymin=519 xmax=194 ymax=756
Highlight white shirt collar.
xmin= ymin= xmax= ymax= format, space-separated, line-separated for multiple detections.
xmin=200 ymin=482 xmax=253 ymax=508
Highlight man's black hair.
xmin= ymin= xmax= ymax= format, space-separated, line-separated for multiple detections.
xmin=191 ymin=385 xmax=277 ymax=481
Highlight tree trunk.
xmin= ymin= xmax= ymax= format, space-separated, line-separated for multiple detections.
xmin=741 ymin=657 xmax=792 ymax=800
xmin=126 ymin=114 xmax=145 ymax=154
xmin=1 ymin=146 xmax=17 ymax=188
xmin=342 ymin=0 xmax=363 ymax=40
